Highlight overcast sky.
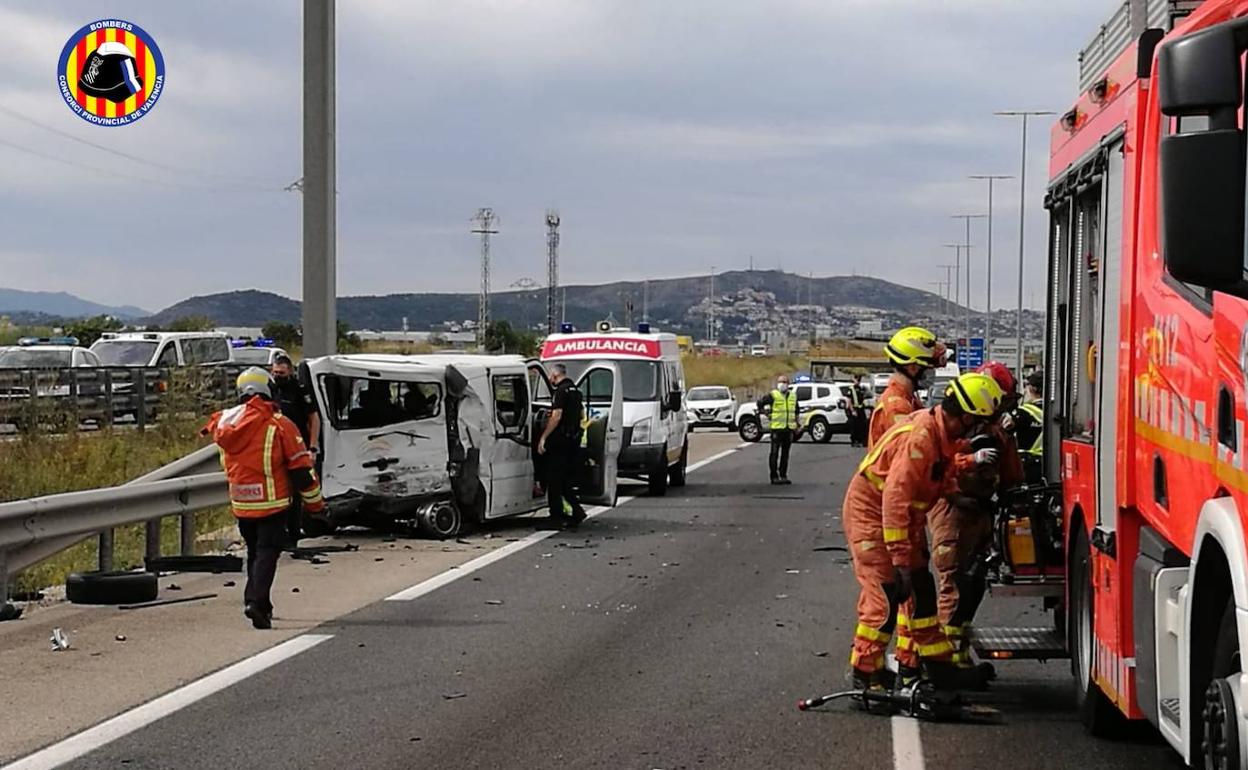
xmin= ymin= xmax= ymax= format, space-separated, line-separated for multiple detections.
xmin=0 ymin=0 xmax=1107 ymax=314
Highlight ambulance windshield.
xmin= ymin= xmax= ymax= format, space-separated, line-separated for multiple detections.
xmin=562 ymin=360 xmax=657 ymax=402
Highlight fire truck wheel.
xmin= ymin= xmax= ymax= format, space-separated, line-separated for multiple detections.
xmin=1201 ymin=600 xmax=1243 ymax=769
xmin=1069 ymin=523 xmax=1126 ymax=736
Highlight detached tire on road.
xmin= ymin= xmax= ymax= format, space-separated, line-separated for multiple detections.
xmin=66 ymin=570 xmax=158 ymax=605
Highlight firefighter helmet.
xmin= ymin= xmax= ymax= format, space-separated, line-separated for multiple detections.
xmin=975 ymin=360 xmax=1017 ymax=395
xmin=78 ymin=41 xmax=144 ymax=104
xmin=885 ymin=326 xmax=945 ymax=367
xmin=945 ymin=372 xmax=1004 ymax=417
xmin=236 ymin=367 xmax=273 ymax=399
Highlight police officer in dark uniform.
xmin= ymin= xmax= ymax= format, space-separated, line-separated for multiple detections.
xmin=270 ymin=354 xmax=321 ymax=543
xmin=848 ymin=372 xmax=869 ymax=447
xmin=537 ymin=363 xmax=588 ymax=529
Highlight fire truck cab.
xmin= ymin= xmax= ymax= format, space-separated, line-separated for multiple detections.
xmin=1024 ymin=0 xmax=1248 ymax=764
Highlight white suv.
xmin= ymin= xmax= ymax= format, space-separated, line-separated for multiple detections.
xmin=685 ymin=385 xmax=738 ymax=431
xmin=91 ymin=332 xmax=232 ymax=367
xmin=735 ymin=380 xmax=857 ymax=443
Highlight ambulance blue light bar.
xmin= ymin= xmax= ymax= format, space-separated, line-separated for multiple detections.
xmin=637 ymin=323 xmax=651 ymax=334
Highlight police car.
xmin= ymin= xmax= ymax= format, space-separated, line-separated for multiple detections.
xmin=734 ymin=375 xmax=857 ymax=443
xmin=0 ymin=336 xmax=101 ymax=369
xmin=229 ymin=338 xmax=288 ymax=366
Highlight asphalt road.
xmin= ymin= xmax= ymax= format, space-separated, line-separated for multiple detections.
xmin=43 ymin=439 xmax=1180 ymax=769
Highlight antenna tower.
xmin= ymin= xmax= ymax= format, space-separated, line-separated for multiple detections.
xmin=545 ymin=210 xmax=561 ymax=334
xmin=472 ymin=208 xmax=498 ymax=349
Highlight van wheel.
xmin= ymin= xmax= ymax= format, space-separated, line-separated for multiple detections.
xmin=419 ymin=500 xmax=462 ymax=540
xmin=648 ymin=448 xmax=669 ymax=496
xmin=669 ymin=442 xmax=688 ymax=487
xmin=1069 ymin=524 xmax=1126 ymax=735
xmin=738 ymin=418 xmax=762 ymax=443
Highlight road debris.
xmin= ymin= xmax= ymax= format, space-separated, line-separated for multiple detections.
xmin=442 ymin=692 xmax=468 ymax=700
xmin=50 ymin=628 xmax=70 ymax=651
xmin=775 ymin=594 xmax=789 ymax=600
xmin=292 ymin=587 xmax=301 ymax=593
xmin=785 ymin=569 xmax=801 ymax=575
xmin=166 ymin=583 xmax=182 ymax=591
xmin=223 ymin=581 xmax=237 ymax=587
xmin=485 ymin=599 xmax=504 ymax=606
xmin=812 ymin=545 xmax=848 ymax=553
xmin=115 ymin=634 xmax=127 ymax=642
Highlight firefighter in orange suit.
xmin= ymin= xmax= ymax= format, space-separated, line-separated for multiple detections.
xmin=928 ymin=361 xmax=1024 ymax=669
xmin=204 ymin=367 xmax=326 ymax=629
xmin=869 ymin=326 xmax=948 ymax=448
xmin=841 ymin=372 xmax=1003 ymax=697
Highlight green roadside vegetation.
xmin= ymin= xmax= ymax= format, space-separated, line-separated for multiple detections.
xmin=1 ymin=413 xmax=234 ymax=595
xmin=682 ymin=353 xmax=805 ymax=397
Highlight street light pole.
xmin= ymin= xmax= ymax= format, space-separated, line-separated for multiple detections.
xmin=303 ymin=0 xmax=336 ymax=356
xmin=950 ymin=214 xmax=986 ymax=351
xmin=943 ymin=244 xmax=964 ymax=347
xmin=996 ymin=110 xmax=1055 ymax=373
xmin=939 ymin=264 xmax=956 ymax=338
xmin=969 ymin=175 xmax=1013 ymax=360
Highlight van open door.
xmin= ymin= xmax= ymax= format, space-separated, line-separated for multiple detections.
xmin=575 ymin=361 xmax=623 ymax=506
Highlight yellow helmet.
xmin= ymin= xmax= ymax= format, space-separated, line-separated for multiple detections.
xmin=236 ymin=366 xmax=273 ymax=399
xmin=945 ymin=372 xmax=1004 ymax=417
xmin=885 ymin=326 xmax=945 ymax=367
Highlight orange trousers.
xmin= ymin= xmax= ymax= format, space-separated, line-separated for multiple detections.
xmin=842 ymin=475 xmax=954 ymax=673
xmin=928 ymin=498 xmax=993 ymax=662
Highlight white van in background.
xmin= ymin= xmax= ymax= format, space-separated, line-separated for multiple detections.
xmin=541 ymin=323 xmax=688 ymax=496
xmin=90 ymin=332 xmax=232 ymax=367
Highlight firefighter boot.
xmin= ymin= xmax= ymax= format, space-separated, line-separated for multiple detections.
xmin=852 ymin=668 xmax=898 ymax=715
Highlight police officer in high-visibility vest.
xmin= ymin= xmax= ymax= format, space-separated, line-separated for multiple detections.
xmin=757 ymin=374 xmax=799 ymax=484
xmin=1013 ymin=370 xmax=1044 ymax=482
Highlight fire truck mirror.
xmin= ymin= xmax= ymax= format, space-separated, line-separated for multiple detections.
xmin=1158 ymin=20 xmax=1246 ymax=123
xmin=1160 ymin=130 xmax=1245 ymax=291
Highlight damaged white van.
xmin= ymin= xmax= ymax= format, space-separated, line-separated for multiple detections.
xmin=304 ymin=353 xmax=623 ymax=537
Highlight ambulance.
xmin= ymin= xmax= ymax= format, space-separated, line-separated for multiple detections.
xmin=541 ymin=323 xmax=689 ymax=495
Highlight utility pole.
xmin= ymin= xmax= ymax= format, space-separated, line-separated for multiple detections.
xmin=545 ymin=210 xmax=560 ymax=335
xmin=951 ymin=214 xmax=987 ymax=349
xmin=943 ymin=244 xmax=964 ymax=347
xmin=939 ymin=264 xmax=956 ymax=337
xmin=969 ymin=175 xmax=1013 ymax=359
xmin=707 ymin=266 xmax=716 ymax=343
xmin=472 ymin=208 xmax=498 ymax=350
xmin=996 ymin=110 xmax=1055 ymax=374
xmin=302 ymin=0 xmax=336 ymax=357
xmin=561 ymin=287 xmax=567 ymax=325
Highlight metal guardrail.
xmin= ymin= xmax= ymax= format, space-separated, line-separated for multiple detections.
xmin=0 ymin=365 xmax=248 ymax=431
xmin=0 ymin=444 xmax=228 ymax=606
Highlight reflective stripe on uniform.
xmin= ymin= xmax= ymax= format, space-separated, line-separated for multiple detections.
xmin=896 ymin=636 xmax=915 ymax=651
xmin=915 ymin=639 xmax=955 ymax=657
xmin=857 ymin=422 xmax=917 ymax=478
xmin=263 ymin=424 xmax=277 ymax=502
xmin=855 ymin=623 xmax=892 ymax=643
xmin=850 ymin=650 xmax=885 ymax=669
xmin=897 ymin=613 xmax=910 ymax=628
xmin=232 ymin=498 xmax=292 ymax=511
xmin=909 ymin=615 xmax=940 ymax=630
xmin=883 ymin=527 xmax=908 ymax=543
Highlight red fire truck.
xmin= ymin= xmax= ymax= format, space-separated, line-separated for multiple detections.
xmin=993 ymin=0 xmax=1248 ymax=764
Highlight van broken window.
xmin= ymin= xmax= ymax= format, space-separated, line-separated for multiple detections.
xmin=320 ymin=376 xmax=442 ymax=430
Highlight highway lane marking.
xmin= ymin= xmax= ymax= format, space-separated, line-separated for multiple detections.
xmin=2 ymin=634 xmax=334 ymax=770
xmin=891 ymin=715 xmax=925 ymax=770
xmin=5 ymin=443 xmax=748 ymax=768
xmin=387 ymin=444 xmax=743 ymax=601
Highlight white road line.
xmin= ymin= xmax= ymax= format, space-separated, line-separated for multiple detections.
xmin=2 ymin=634 xmax=334 ymax=770
xmin=7 ymin=444 xmax=745 ymax=768
xmin=891 ymin=715 xmax=926 ymax=770
xmin=389 ymin=444 xmax=743 ymax=601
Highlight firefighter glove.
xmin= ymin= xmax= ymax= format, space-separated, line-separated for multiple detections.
xmin=972 ymin=447 xmax=999 ymax=466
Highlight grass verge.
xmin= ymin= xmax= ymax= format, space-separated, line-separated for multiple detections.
xmin=683 ymin=354 xmax=806 ymax=398
xmin=1 ymin=420 xmax=235 ymax=595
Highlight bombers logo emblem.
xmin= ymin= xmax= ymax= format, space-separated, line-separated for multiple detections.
xmin=57 ymin=19 xmax=165 ymax=126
